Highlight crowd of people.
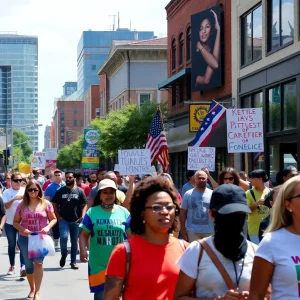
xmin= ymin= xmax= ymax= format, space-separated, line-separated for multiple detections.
xmin=0 ymin=164 xmax=299 ymax=299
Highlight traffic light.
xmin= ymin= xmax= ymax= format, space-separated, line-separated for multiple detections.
xmin=3 ymin=149 xmax=10 ymax=166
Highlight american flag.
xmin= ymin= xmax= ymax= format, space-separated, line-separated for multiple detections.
xmin=146 ymin=108 xmax=169 ymax=172
xmin=193 ymin=101 xmax=226 ymax=147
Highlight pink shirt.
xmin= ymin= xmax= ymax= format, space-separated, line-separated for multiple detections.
xmin=16 ymin=202 xmax=54 ymax=236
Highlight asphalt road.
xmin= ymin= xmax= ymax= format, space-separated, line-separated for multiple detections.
xmin=0 ymin=236 xmax=93 ymax=300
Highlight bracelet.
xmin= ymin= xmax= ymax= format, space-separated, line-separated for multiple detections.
xmin=200 ymin=46 xmax=204 ymax=52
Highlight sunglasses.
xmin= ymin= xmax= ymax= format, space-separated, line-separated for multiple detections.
xmin=224 ymin=177 xmax=234 ymax=181
xmin=144 ymin=204 xmax=176 ymax=213
xmin=27 ymin=188 xmax=39 ymax=192
xmin=6 ymin=177 xmax=11 ymax=180
xmin=13 ymin=179 xmax=23 ymax=183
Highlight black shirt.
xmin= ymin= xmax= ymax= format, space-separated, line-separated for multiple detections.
xmin=52 ymin=186 xmax=87 ymax=222
xmin=259 ymin=215 xmax=270 ymax=242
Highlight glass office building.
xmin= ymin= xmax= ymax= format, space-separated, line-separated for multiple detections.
xmin=63 ymin=81 xmax=77 ymax=97
xmin=77 ymin=29 xmax=154 ymax=98
xmin=0 ymin=34 xmax=38 ymax=151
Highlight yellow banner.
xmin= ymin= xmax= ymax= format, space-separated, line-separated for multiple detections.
xmin=81 ymin=157 xmax=99 ymax=164
xmin=189 ymin=104 xmax=210 ymax=132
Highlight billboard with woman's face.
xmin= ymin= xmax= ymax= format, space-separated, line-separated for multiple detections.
xmin=191 ymin=5 xmax=223 ymax=92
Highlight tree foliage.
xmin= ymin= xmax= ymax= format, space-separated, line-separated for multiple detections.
xmin=13 ymin=130 xmax=32 ymax=164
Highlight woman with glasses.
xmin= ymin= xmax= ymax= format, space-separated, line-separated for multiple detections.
xmin=249 ymin=176 xmax=300 ymax=300
xmin=79 ymin=179 xmax=130 ymax=300
xmin=104 ymin=177 xmax=188 ymax=300
xmin=2 ymin=172 xmax=26 ymax=276
xmin=13 ymin=179 xmax=57 ymax=300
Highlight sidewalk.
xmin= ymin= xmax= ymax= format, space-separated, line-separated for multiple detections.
xmin=0 ymin=236 xmax=93 ymax=300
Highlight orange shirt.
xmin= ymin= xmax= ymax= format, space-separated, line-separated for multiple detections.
xmin=106 ymin=235 xmax=188 ymax=300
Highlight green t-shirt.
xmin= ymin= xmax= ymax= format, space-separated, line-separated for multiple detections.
xmin=80 ymin=205 xmax=130 ymax=293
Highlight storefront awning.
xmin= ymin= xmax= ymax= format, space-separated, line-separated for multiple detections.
xmin=158 ymin=68 xmax=191 ymax=90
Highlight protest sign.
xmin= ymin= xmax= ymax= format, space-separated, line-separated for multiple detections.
xmin=45 ymin=148 xmax=58 ymax=175
xmin=226 ymin=108 xmax=264 ymax=153
xmin=31 ymin=151 xmax=46 ymax=169
xmin=81 ymin=129 xmax=100 ymax=169
xmin=118 ymin=149 xmax=152 ymax=175
xmin=188 ymin=147 xmax=216 ymax=171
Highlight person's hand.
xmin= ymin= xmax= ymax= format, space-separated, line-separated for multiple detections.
xmin=201 ymin=168 xmax=210 ymax=177
xmin=211 ymin=9 xmax=220 ymax=31
xmin=181 ymin=229 xmax=188 ymax=241
xmin=40 ymin=226 xmax=50 ymax=234
xmin=23 ymin=229 xmax=32 ymax=236
xmin=216 ymin=290 xmax=243 ymax=299
xmin=257 ymin=199 xmax=265 ymax=205
xmin=14 ymin=195 xmax=23 ymax=201
xmin=80 ymin=249 xmax=88 ymax=263
xmin=128 ymin=175 xmax=135 ymax=184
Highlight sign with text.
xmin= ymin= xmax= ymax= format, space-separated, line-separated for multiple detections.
xmin=226 ymin=108 xmax=264 ymax=153
xmin=118 ymin=149 xmax=152 ymax=175
xmin=188 ymin=147 xmax=216 ymax=171
xmin=81 ymin=129 xmax=100 ymax=169
xmin=45 ymin=148 xmax=58 ymax=175
xmin=31 ymin=151 xmax=46 ymax=169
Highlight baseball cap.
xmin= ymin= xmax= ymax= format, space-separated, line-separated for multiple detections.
xmin=210 ymin=184 xmax=251 ymax=214
xmin=54 ymin=169 xmax=61 ymax=173
xmin=98 ymin=179 xmax=117 ymax=191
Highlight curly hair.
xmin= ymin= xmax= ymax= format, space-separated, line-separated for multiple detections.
xmin=130 ymin=177 xmax=180 ymax=235
xmin=218 ymin=167 xmax=240 ymax=186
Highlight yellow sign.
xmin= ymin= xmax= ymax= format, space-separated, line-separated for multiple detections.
xmin=189 ymin=104 xmax=210 ymax=132
xmin=81 ymin=157 xmax=99 ymax=164
xmin=19 ymin=163 xmax=31 ymax=174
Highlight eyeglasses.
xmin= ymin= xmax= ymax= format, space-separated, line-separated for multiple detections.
xmin=13 ymin=179 xmax=23 ymax=183
xmin=224 ymin=177 xmax=234 ymax=181
xmin=144 ymin=204 xmax=176 ymax=213
xmin=27 ymin=188 xmax=39 ymax=192
xmin=287 ymin=194 xmax=300 ymax=200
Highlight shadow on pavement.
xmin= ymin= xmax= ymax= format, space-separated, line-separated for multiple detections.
xmin=43 ymin=267 xmax=62 ymax=272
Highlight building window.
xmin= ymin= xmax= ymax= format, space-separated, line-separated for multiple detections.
xmin=95 ymin=108 xmax=100 ymax=117
xmin=74 ymin=120 xmax=77 ymax=127
xmin=139 ymin=94 xmax=152 ymax=106
xmin=268 ymin=0 xmax=294 ymax=52
xmin=91 ymin=64 xmax=96 ymax=71
xmin=172 ymin=39 xmax=176 ymax=71
xmin=186 ymin=27 xmax=191 ymax=61
xmin=283 ymin=81 xmax=296 ymax=129
xmin=73 ymin=108 xmax=77 ymax=114
xmin=179 ymin=33 xmax=184 ymax=66
xmin=241 ymin=91 xmax=263 ymax=108
xmin=241 ymin=5 xmax=262 ymax=65
xmin=172 ymin=86 xmax=176 ymax=107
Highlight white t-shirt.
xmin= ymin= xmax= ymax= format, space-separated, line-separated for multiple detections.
xmin=255 ymin=228 xmax=300 ymax=300
xmin=177 ymin=237 xmax=256 ymax=298
xmin=2 ymin=187 xmax=25 ymax=224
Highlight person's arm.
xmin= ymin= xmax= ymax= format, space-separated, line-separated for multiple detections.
xmin=79 ymin=229 xmax=90 ymax=263
xmin=180 ymin=208 xmax=188 ymax=241
xmin=249 ymin=200 xmax=265 ymax=212
xmin=196 ymin=42 xmax=218 ymax=70
xmin=40 ymin=202 xmax=57 ymax=234
xmin=52 ymin=203 xmax=62 ymax=220
xmin=104 ymin=276 xmax=124 ymax=300
xmin=202 ymin=168 xmax=218 ymax=190
xmin=77 ymin=190 xmax=88 ymax=222
xmin=4 ymin=194 xmax=23 ymax=209
xmin=248 ymin=257 xmax=274 ymax=300
xmin=0 ymin=215 xmax=6 ymax=236
xmin=122 ymin=176 xmax=135 ymax=211
xmin=239 ymin=178 xmax=250 ymax=191
xmin=13 ymin=209 xmax=31 ymax=236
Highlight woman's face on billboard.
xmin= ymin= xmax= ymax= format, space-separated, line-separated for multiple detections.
xmin=199 ymin=19 xmax=211 ymax=43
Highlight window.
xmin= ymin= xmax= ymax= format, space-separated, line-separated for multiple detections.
xmin=241 ymin=5 xmax=262 ymax=65
xmin=91 ymin=64 xmax=96 ymax=71
xmin=172 ymin=39 xmax=176 ymax=71
xmin=186 ymin=27 xmax=191 ymax=61
xmin=172 ymin=86 xmax=177 ymax=107
xmin=242 ymin=91 xmax=263 ymax=108
xmin=73 ymin=108 xmax=77 ymax=114
xmin=139 ymin=94 xmax=152 ymax=106
xmin=179 ymin=33 xmax=184 ymax=66
xmin=283 ymin=81 xmax=296 ymax=129
xmin=268 ymin=86 xmax=281 ymax=131
xmin=268 ymin=0 xmax=294 ymax=51
xmin=95 ymin=108 xmax=100 ymax=117
xmin=73 ymin=120 xmax=77 ymax=127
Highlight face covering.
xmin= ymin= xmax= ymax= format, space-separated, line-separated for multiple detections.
xmin=66 ymin=179 xmax=75 ymax=186
xmin=213 ymin=212 xmax=247 ymax=261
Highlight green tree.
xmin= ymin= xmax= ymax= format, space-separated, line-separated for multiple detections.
xmin=13 ymin=129 xmax=32 ymax=164
xmin=91 ymin=102 xmax=167 ymax=158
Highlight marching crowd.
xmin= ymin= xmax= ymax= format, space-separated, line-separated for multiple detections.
xmin=0 ymin=165 xmax=299 ymax=299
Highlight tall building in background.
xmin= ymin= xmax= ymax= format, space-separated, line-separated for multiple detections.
xmin=63 ymin=81 xmax=77 ymax=97
xmin=0 ymin=33 xmax=39 ymax=151
xmin=77 ymin=28 xmax=154 ymax=98
xmin=44 ymin=125 xmax=50 ymax=150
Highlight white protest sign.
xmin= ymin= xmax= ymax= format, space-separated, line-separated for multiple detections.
xmin=114 ymin=164 xmax=119 ymax=172
xmin=31 ymin=151 xmax=46 ymax=169
xmin=45 ymin=148 xmax=58 ymax=160
xmin=188 ymin=147 xmax=216 ymax=171
xmin=226 ymin=108 xmax=264 ymax=153
xmin=118 ymin=149 xmax=152 ymax=175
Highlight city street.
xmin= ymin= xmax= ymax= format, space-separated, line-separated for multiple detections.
xmin=0 ymin=237 xmax=93 ymax=300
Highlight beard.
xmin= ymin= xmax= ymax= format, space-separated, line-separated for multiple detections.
xmin=66 ymin=180 xmax=75 ymax=186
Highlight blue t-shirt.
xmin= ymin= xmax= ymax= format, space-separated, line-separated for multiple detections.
xmin=181 ymin=188 xmax=213 ymax=234
xmin=44 ymin=182 xmax=65 ymax=202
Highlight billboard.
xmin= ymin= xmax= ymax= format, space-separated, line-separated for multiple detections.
xmin=191 ymin=5 xmax=223 ymax=92
xmin=81 ymin=129 xmax=100 ymax=170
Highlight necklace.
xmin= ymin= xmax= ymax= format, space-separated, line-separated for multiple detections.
xmin=101 ymin=203 xmax=114 ymax=209
xmin=232 ymin=259 xmax=245 ymax=290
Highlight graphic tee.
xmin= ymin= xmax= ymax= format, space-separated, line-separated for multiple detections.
xmin=2 ymin=187 xmax=25 ymax=224
xmin=80 ymin=205 xmax=130 ymax=293
xmin=181 ymin=188 xmax=213 ymax=234
xmin=255 ymin=228 xmax=300 ymax=299
xmin=106 ymin=235 xmax=188 ymax=300
xmin=246 ymin=187 xmax=270 ymax=235
xmin=16 ymin=201 xmax=54 ymax=236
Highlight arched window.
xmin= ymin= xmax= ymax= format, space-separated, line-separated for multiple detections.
xmin=172 ymin=39 xmax=176 ymax=71
xmin=186 ymin=27 xmax=191 ymax=61
xmin=179 ymin=33 xmax=184 ymax=65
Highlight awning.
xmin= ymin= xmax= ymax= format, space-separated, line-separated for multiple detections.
xmin=158 ymin=68 xmax=191 ymax=90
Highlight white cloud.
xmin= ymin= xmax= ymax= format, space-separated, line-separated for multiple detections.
xmin=0 ymin=0 xmax=168 ymax=149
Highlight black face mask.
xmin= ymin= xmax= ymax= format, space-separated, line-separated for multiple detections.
xmin=213 ymin=212 xmax=248 ymax=261
xmin=66 ymin=180 xmax=75 ymax=186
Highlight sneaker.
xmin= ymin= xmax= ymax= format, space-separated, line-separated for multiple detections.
xmin=70 ymin=263 xmax=79 ymax=270
xmin=15 ymin=246 xmax=20 ymax=253
xmin=20 ymin=266 xmax=26 ymax=277
xmin=7 ymin=266 xmax=15 ymax=275
xmin=59 ymin=254 xmax=67 ymax=268
xmin=54 ymin=239 xmax=59 ymax=249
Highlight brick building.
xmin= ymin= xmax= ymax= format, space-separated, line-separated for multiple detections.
xmin=159 ymin=0 xmax=232 ymax=188
xmin=82 ymin=84 xmax=100 ymax=127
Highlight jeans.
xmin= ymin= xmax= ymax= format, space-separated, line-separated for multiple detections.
xmin=51 ymin=222 xmax=60 ymax=240
xmin=59 ymin=219 xmax=79 ymax=264
xmin=18 ymin=235 xmax=44 ymax=274
xmin=5 ymin=223 xmax=25 ymax=267
xmin=94 ymin=291 xmax=104 ymax=300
